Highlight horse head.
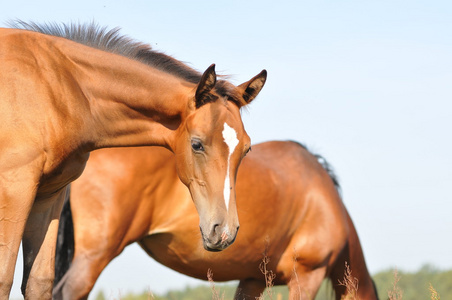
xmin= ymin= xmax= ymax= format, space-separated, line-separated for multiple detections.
xmin=172 ymin=64 xmax=266 ymax=251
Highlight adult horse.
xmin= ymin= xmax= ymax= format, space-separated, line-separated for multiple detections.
xmin=55 ymin=141 xmax=378 ymax=300
xmin=0 ymin=21 xmax=266 ymax=299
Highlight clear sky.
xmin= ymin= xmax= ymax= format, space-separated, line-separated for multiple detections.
xmin=2 ymin=1 xmax=451 ymax=299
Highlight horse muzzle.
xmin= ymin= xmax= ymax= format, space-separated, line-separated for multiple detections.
xmin=200 ymin=224 xmax=239 ymax=252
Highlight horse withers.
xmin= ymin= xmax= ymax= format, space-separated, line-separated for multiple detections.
xmin=0 ymin=21 xmax=265 ymax=299
xmin=55 ymin=141 xmax=378 ymax=300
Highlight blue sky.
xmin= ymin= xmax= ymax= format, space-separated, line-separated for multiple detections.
xmin=2 ymin=1 xmax=451 ymax=299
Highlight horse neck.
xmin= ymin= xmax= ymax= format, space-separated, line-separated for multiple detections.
xmin=59 ymin=40 xmax=194 ymax=151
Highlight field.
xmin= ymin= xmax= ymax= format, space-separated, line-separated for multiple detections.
xmin=91 ymin=264 xmax=451 ymax=300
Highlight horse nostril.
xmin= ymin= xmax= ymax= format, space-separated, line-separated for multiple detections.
xmin=212 ymin=224 xmax=220 ymax=235
xmin=236 ymin=225 xmax=240 ymax=233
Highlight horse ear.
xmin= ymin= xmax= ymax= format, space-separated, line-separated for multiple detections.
xmin=195 ymin=64 xmax=217 ymax=108
xmin=238 ymin=69 xmax=267 ymax=104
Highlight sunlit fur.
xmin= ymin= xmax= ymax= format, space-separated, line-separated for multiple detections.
xmin=0 ymin=21 xmax=266 ymax=299
xmin=54 ymin=141 xmax=378 ymax=300
xmin=9 ymin=20 xmax=250 ymax=107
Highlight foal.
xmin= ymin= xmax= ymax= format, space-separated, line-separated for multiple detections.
xmin=0 ymin=21 xmax=266 ymax=298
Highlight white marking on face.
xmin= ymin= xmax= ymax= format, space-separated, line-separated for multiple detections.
xmin=222 ymin=122 xmax=239 ymax=211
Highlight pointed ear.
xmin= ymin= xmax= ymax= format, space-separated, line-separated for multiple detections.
xmin=195 ymin=64 xmax=217 ymax=108
xmin=238 ymin=69 xmax=267 ymax=104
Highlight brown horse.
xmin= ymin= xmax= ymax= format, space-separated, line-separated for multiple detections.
xmin=0 ymin=21 xmax=266 ymax=299
xmin=54 ymin=141 xmax=378 ymax=300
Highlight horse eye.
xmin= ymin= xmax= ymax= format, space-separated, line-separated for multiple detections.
xmin=245 ymin=147 xmax=252 ymax=156
xmin=191 ymin=140 xmax=205 ymax=152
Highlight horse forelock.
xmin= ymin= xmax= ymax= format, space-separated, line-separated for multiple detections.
xmin=8 ymin=20 xmax=202 ymax=84
xmin=195 ymin=80 xmax=247 ymax=110
xmin=215 ymin=80 xmax=248 ymax=109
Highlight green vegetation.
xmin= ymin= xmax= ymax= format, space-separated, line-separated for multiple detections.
xmin=93 ymin=265 xmax=451 ymax=300
xmin=373 ymin=265 xmax=451 ymax=300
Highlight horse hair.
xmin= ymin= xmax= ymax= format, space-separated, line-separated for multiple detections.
xmin=8 ymin=20 xmax=247 ymax=107
xmin=8 ymin=20 xmax=202 ymax=84
xmin=291 ymin=141 xmax=341 ymax=194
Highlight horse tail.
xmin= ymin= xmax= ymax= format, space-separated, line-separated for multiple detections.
xmin=54 ymin=185 xmax=75 ymax=286
xmin=328 ymin=207 xmax=379 ymax=300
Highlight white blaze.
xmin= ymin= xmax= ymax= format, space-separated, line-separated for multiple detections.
xmin=222 ymin=122 xmax=239 ymax=211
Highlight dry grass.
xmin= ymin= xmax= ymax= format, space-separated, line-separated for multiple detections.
xmin=429 ymin=283 xmax=440 ymax=300
xmin=336 ymin=266 xmax=441 ymax=300
xmin=291 ymin=254 xmax=303 ymax=299
xmin=204 ymin=259 xmax=443 ymax=300
xmin=145 ymin=287 xmax=155 ymax=300
xmin=101 ymin=257 xmax=446 ymax=300
xmin=208 ymin=253 xmax=279 ymax=300
xmin=338 ymin=262 xmax=359 ymax=300
xmin=388 ymin=269 xmax=403 ymax=300
xmin=257 ymin=254 xmax=276 ymax=300
xmin=208 ymin=268 xmax=225 ymax=300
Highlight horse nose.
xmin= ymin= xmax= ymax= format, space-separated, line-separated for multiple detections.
xmin=212 ymin=223 xmax=220 ymax=234
xmin=209 ymin=223 xmax=224 ymax=242
xmin=200 ymin=222 xmax=239 ymax=252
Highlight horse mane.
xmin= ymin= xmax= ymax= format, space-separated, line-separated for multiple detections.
xmin=9 ymin=20 xmax=248 ymax=107
xmin=8 ymin=20 xmax=202 ymax=84
xmin=291 ymin=141 xmax=341 ymax=193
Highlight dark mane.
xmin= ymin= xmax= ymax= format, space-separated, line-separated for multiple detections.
xmin=8 ymin=20 xmax=202 ymax=84
xmin=290 ymin=141 xmax=341 ymax=194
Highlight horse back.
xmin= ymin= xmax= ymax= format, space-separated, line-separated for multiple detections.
xmin=214 ymin=141 xmax=348 ymax=290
